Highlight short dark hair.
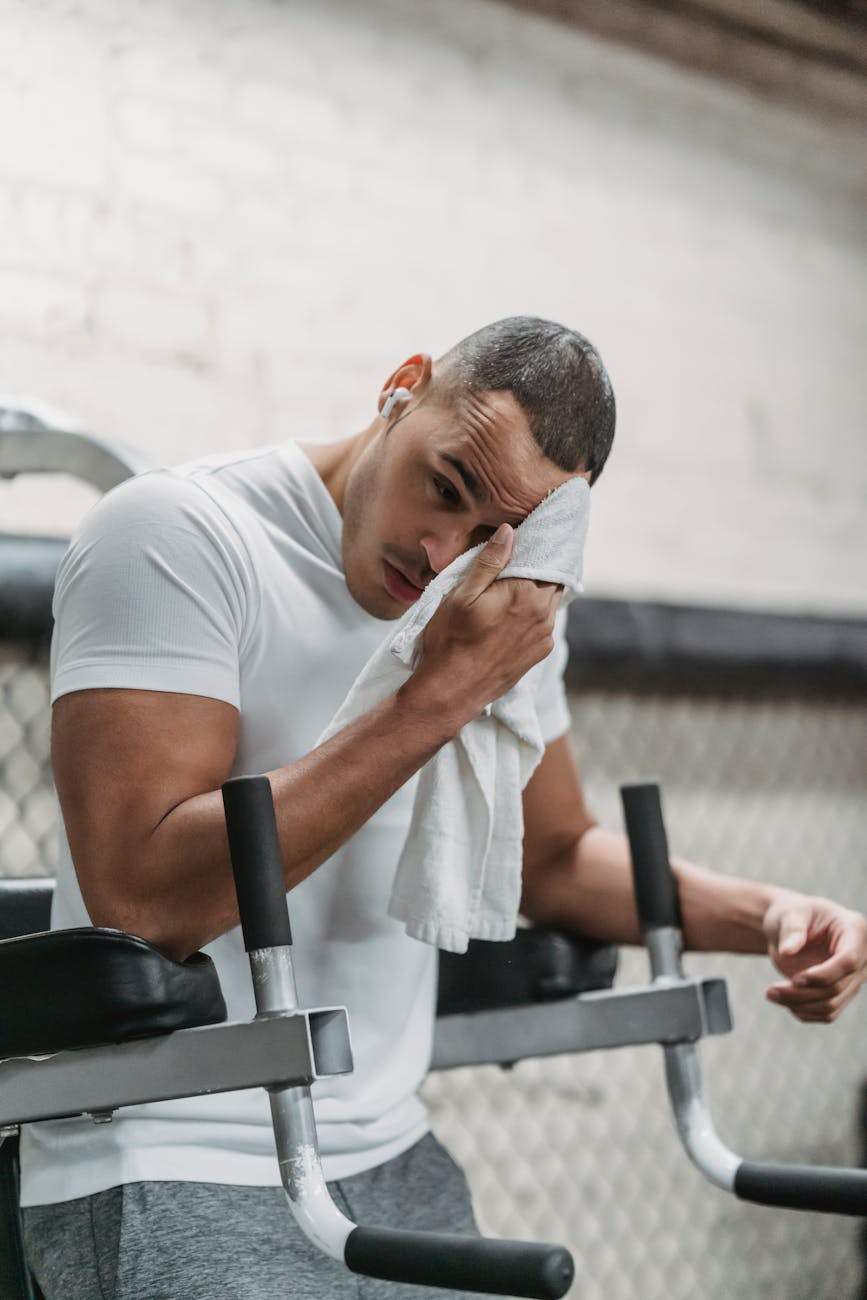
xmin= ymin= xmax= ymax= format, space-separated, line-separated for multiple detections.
xmin=436 ymin=316 xmax=615 ymax=483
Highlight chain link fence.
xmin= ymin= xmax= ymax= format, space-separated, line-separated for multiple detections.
xmin=0 ymin=647 xmax=55 ymax=879
xmin=425 ymin=689 xmax=867 ymax=1299
xmin=2 ymin=643 xmax=866 ymax=1297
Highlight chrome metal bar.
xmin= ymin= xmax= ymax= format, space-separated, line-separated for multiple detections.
xmin=249 ymin=945 xmax=299 ymax=1013
xmin=645 ymin=925 xmax=685 ymax=981
xmin=0 ymin=1012 xmax=351 ymax=1126
xmin=245 ymin=945 xmax=354 ymax=1261
xmin=430 ymin=977 xmax=732 ymax=1071
xmin=270 ymin=1086 xmax=354 ymax=1260
xmin=0 ymin=403 xmax=153 ymax=490
xmin=662 ymin=1041 xmax=740 ymax=1191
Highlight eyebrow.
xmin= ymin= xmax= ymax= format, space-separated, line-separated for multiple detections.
xmin=440 ymin=454 xmax=488 ymax=503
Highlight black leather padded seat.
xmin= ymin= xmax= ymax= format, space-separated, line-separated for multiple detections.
xmin=0 ymin=928 xmax=227 ymax=1058
xmin=437 ymin=927 xmax=618 ymax=1017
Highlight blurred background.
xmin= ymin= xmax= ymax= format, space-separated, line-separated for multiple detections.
xmin=1 ymin=0 xmax=866 ymax=1296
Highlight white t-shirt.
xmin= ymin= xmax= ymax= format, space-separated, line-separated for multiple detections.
xmin=20 ymin=440 xmax=571 ymax=1206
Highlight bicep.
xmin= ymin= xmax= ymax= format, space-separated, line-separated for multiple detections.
xmin=52 ymin=688 xmax=239 ymax=915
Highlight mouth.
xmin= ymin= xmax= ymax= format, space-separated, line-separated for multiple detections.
xmin=383 ymin=559 xmax=425 ymax=604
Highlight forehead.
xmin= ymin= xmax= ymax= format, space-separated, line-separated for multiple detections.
xmin=420 ymin=389 xmax=574 ymax=519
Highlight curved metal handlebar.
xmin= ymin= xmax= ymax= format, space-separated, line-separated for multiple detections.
xmin=222 ymin=775 xmax=574 ymax=1298
xmin=621 ymin=780 xmax=867 ymax=1218
xmin=0 ymin=399 xmax=154 ymax=491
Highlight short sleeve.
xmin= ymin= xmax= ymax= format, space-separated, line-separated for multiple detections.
xmin=533 ymin=607 xmax=572 ymax=745
xmin=50 ymin=472 xmax=252 ymax=709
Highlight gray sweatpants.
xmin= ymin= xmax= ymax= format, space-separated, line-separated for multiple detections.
xmin=22 ymin=1133 xmax=493 ymax=1300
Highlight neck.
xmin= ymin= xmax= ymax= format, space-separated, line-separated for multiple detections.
xmin=300 ymin=424 xmax=376 ymax=515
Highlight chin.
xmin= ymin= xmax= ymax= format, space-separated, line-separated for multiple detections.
xmin=344 ymin=566 xmax=402 ymax=621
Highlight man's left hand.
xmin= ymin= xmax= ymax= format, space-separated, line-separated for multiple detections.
xmin=763 ymin=893 xmax=867 ymax=1022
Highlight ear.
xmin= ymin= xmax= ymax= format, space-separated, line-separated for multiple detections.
xmin=377 ymin=353 xmax=432 ymax=417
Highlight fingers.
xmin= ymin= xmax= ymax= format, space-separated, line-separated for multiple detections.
xmin=767 ymin=946 xmax=864 ymax=1023
xmin=456 ymin=524 xmax=514 ymax=605
xmin=760 ymin=895 xmax=867 ymax=1025
xmin=775 ymin=906 xmax=812 ymax=957
xmin=768 ymin=980 xmax=844 ymax=1009
xmin=788 ymin=946 xmax=861 ymax=988
xmin=538 ymin=583 xmax=563 ymax=616
xmin=767 ymin=979 xmax=859 ymax=1023
xmin=535 ymin=583 xmax=561 ymax=618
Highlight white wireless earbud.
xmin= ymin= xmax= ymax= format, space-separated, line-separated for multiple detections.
xmin=380 ymin=387 xmax=413 ymax=421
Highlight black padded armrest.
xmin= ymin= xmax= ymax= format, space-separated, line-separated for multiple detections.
xmin=0 ymin=928 xmax=226 ymax=1058
xmin=436 ymin=928 xmax=618 ymax=1018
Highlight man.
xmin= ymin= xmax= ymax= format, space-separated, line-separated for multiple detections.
xmin=21 ymin=317 xmax=867 ymax=1298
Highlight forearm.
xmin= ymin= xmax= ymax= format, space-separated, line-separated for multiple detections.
xmin=522 ymin=825 xmax=780 ymax=955
xmin=104 ymin=686 xmax=460 ymax=959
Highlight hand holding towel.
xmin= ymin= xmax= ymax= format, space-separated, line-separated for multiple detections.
xmin=319 ymin=475 xmax=591 ymax=952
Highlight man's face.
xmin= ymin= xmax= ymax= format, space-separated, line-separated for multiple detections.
xmin=341 ymin=389 xmax=577 ymax=619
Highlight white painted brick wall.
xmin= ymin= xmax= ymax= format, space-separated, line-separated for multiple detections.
xmin=0 ymin=0 xmax=865 ymax=614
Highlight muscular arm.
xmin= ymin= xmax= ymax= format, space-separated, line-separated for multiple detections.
xmin=54 ymin=684 xmax=461 ymax=960
xmin=521 ymin=735 xmax=867 ymax=1020
xmin=521 ymin=736 xmax=771 ymax=952
xmin=54 ymin=530 xmax=561 ymax=961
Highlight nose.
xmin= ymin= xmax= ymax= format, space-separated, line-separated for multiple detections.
xmin=419 ymin=527 xmax=470 ymax=576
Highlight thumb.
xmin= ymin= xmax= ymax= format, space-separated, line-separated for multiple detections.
xmin=775 ymin=907 xmax=811 ymax=957
xmin=456 ymin=523 xmax=514 ymax=603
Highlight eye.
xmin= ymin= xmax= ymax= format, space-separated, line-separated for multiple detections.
xmin=433 ymin=475 xmax=462 ymax=507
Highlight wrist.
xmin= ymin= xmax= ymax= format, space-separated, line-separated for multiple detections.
xmin=394 ymin=672 xmax=471 ymax=746
xmin=396 ymin=667 xmax=479 ymax=741
xmin=671 ymin=857 xmax=780 ymax=954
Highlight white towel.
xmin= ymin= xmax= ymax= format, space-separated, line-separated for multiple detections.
xmin=319 ymin=475 xmax=591 ymax=952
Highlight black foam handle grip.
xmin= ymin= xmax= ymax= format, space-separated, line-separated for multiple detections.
xmin=735 ymin=1161 xmax=867 ymax=1216
xmin=222 ymin=775 xmax=292 ymax=952
xmin=620 ymin=782 xmax=683 ymax=930
xmin=345 ymin=1227 xmax=574 ymax=1298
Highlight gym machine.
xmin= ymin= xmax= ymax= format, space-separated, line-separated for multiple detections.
xmin=0 ymin=406 xmax=864 ymax=1298
xmin=0 ymin=777 xmax=864 ymax=1298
